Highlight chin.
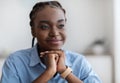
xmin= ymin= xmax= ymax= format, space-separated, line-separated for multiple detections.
xmin=48 ymin=46 xmax=62 ymax=50
xmin=50 ymin=47 xmax=61 ymax=50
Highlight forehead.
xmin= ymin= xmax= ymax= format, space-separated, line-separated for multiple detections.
xmin=34 ymin=6 xmax=65 ymax=23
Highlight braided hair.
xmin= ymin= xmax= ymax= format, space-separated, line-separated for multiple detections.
xmin=29 ymin=1 xmax=66 ymax=47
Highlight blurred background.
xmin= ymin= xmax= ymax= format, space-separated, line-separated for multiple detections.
xmin=0 ymin=0 xmax=120 ymax=83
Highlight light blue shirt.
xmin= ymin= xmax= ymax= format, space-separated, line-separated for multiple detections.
xmin=1 ymin=45 xmax=102 ymax=83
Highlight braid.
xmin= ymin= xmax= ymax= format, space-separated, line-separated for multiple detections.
xmin=29 ymin=1 xmax=66 ymax=27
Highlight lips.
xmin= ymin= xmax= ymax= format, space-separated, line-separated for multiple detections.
xmin=46 ymin=39 xmax=62 ymax=45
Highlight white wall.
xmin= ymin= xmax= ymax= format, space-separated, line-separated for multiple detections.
xmin=113 ymin=0 xmax=120 ymax=82
xmin=0 ymin=0 xmax=113 ymax=54
xmin=0 ymin=0 xmax=37 ymax=54
xmin=104 ymin=0 xmax=114 ymax=53
xmin=0 ymin=0 xmax=29 ymax=52
xmin=60 ymin=0 xmax=107 ymax=53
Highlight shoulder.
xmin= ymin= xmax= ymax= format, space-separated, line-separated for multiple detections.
xmin=65 ymin=50 xmax=92 ymax=70
xmin=9 ymin=48 xmax=32 ymax=59
xmin=65 ymin=50 xmax=86 ymax=62
xmin=4 ymin=48 xmax=34 ymax=66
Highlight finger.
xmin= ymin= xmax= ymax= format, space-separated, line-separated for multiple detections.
xmin=40 ymin=51 xmax=49 ymax=57
xmin=55 ymin=54 xmax=59 ymax=63
xmin=54 ymin=50 xmax=65 ymax=58
xmin=40 ymin=50 xmax=63 ymax=57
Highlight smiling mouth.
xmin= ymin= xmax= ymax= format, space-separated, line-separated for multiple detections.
xmin=47 ymin=39 xmax=63 ymax=45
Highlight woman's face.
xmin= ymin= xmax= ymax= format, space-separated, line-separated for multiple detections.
xmin=32 ymin=6 xmax=66 ymax=51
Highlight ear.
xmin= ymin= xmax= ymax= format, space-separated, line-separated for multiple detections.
xmin=31 ymin=27 xmax=36 ymax=37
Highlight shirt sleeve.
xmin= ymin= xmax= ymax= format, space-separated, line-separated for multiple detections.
xmin=79 ymin=56 xmax=102 ymax=83
xmin=0 ymin=56 xmax=20 ymax=83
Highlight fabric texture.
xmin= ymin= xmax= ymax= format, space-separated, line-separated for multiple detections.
xmin=1 ymin=45 xmax=102 ymax=83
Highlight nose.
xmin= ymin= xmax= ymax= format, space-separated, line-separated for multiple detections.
xmin=49 ymin=27 xmax=59 ymax=37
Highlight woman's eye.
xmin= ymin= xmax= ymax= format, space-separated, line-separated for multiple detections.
xmin=40 ymin=25 xmax=49 ymax=30
xmin=58 ymin=24 xmax=65 ymax=29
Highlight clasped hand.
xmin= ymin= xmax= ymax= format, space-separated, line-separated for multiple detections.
xmin=40 ymin=50 xmax=66 ymax=77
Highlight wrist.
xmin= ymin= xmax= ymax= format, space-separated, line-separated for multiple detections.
xmin=60 ymin=66 xmax=72 ymax=79
xmin=46 ymin=68 xmax=56 ymax=77
xmin=58 ymin=65 xmax=67 ymax=74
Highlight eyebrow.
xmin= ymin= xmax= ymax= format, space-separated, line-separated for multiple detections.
xmin=39 ymin=19 xmax=65 ymax=24
xmin=58 ymin=19 xmax=65 ymax=22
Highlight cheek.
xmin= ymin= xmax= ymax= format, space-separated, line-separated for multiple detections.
xmin=61 ymin=31 xmax=66 ymax=40
xmin=36 ymin=31 xmax=48 ymax=40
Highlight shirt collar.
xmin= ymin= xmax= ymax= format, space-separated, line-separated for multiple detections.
xmin=29 ymin=45 xmax=41 ymax=67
